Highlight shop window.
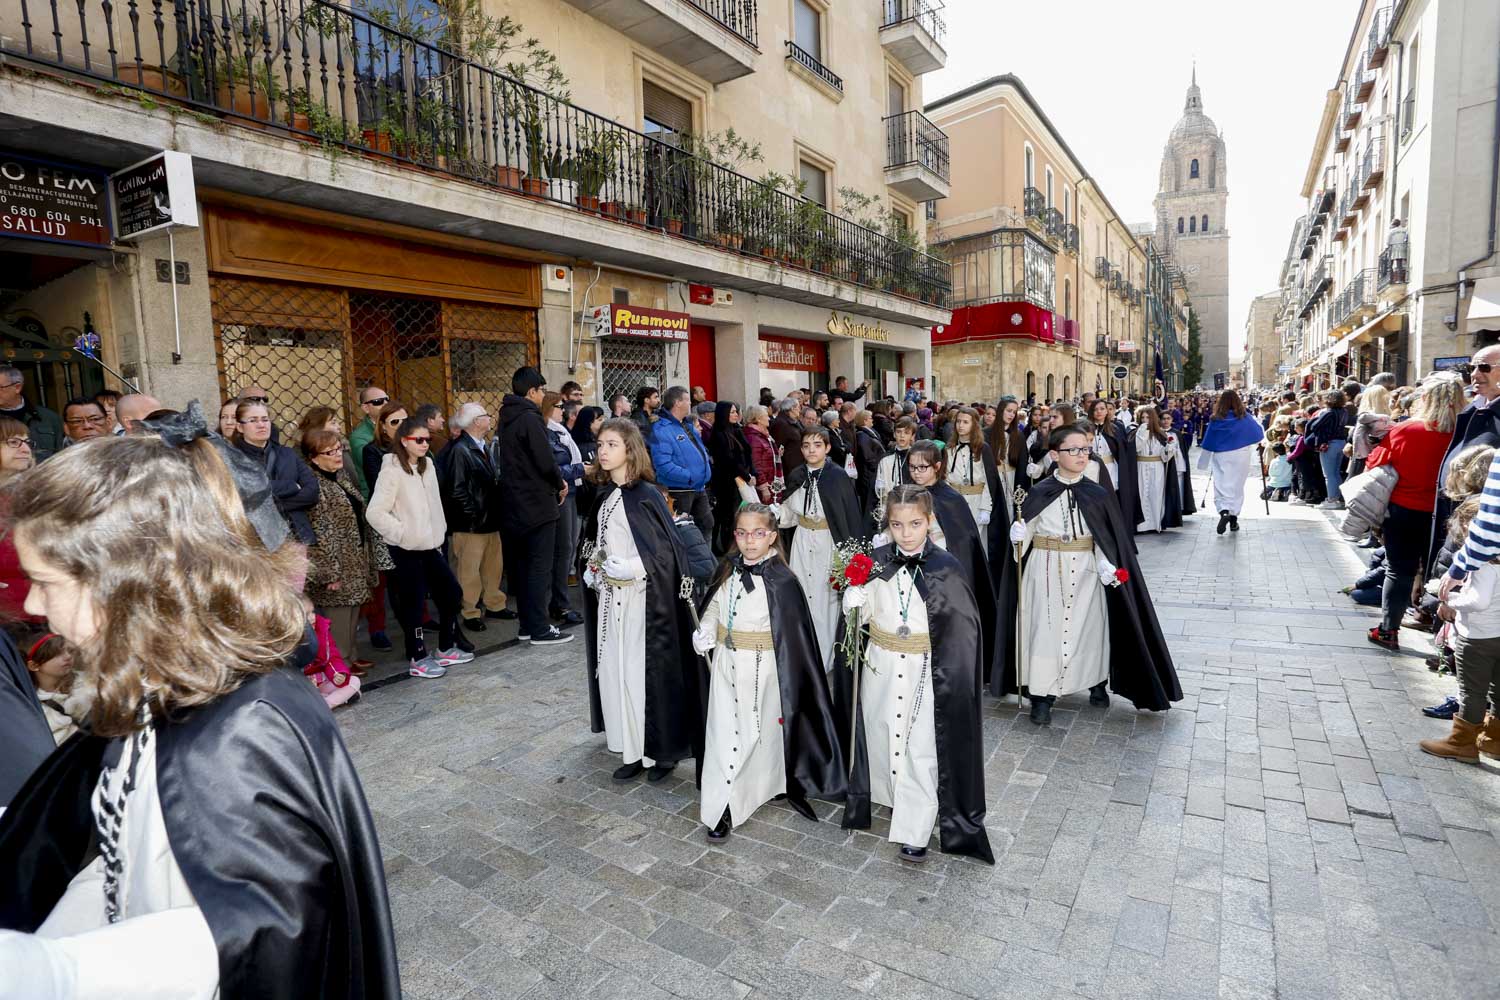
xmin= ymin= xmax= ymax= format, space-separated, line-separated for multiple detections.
xmin=800 ymin=160 xmax=829 ymax=207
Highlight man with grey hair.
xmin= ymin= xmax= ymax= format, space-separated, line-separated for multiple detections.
xmin=649 ymin=385 xmax=713 ymax=537
xmin=0 ymin=365 xmax=62 ymax=461
xmin=1369 ymin=372 xmax=1398 ymax=390
xmin=772 ymin=395 xmax=804 ymax=478
xmin=439 ymin=401 xmax=507 ymax=631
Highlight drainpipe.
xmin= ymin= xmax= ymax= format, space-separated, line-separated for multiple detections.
xmin=1454 ymin=34 xmax=1500 ymax=326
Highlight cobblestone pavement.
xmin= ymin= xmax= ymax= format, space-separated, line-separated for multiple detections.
xmin=340 ymin=469 xmax=1500 ymax=1000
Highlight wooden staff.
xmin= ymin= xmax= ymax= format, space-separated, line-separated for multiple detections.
xmin=1012 ymin=487 xmax=1027 ymax=695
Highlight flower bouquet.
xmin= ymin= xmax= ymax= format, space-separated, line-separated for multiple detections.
xmin=830 ymin=538 xmax=876 ymax=676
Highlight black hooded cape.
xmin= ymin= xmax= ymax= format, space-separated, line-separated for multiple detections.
xmin=579 ymin=480 xmax=705 ymax=778
xmin=780 ymin=463 xmax=865 ymax=548
xmin=994 ymin=474 xmax=1182 ymax=711
xmin=702 ymin=556 xmax=848 ymax=808
xmin=0 ymin=665 xmax=401 ymax=1000
xmin=832 ymin=543 xmax=994 ymax=864
xmin=0 ymin=629 xmax=55 ymax=807
xmin=928 ymin=482 xmax=998 ymax=680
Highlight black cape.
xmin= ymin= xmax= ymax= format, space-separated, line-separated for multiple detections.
xmin=1096 ymin=421 xmax=1144 ymax=533
xmin=0 ymin=629 xmax=55 ymax=807
xmin=1161 ymin=450 xmax=1186 ymax=529
xmin=0 ymin=666 xmax=401 ymax=1000
xmin=928 ymin=482 xmax=998 ymax=680
xmin=832 ymin=543 xmax=994 ymax=864
xmin=579 ymin=480 xmax=705 ymax=777
xmin=852 ymin=428 xmax=886 ymax=521
xmin=995 ymin=474 xmax=1182 ymax=711
xmin=781 ymin=463 xmax=865 ymax=548
xmin=701 ymin=557 xmax=847 ymax=808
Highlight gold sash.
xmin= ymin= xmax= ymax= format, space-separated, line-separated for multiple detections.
xmin=868 ymin=624 xmax=932 ymax=654
xmin=1136 ymin=455 xmax=1164 ymax=463
xmin=1031 ymin=534 xmax=1093 ymax=552
xmin=604 ymin=575 xmax=638 ymax=588
xmin=715 ymin=624 xmax=775 ymax=651
xmin=953 ymin=482 xmax=985 ymax=496
xmin=797 ymin=514 xmax=829 ymax=530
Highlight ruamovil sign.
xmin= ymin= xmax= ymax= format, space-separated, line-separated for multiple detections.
xmin=590 ymin=304 xmax=691 ymax=340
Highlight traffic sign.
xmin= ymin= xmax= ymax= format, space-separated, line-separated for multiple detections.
xmin=1112 ymin=365 xmax=1128 ymax=382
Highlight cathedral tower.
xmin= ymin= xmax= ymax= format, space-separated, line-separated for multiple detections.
xmin=1154 ymin=70 xmax=1230 ymax=383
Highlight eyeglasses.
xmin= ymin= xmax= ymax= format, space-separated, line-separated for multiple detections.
xmin=242 ymin=395 xmax=269 ymax=404
xmin=238 ymin=417 xmax=272 ymax=425
xmin=908 ymin=463 xmax=933 ymax=471
xmin=0 ymin=381 xmax=22 ymax=390
xmin=318 ymin=448 xmax=343 ymax=458
xmin=734 ymin=529 xmax=775 ymax=540
xmin=64 ymin=414 xmax=105 ymax=426
xmin=385 ymin=417 xmax=403 ymax=426
xmin=1473 ymin=363 xmax=1494 ymax=374
xmin=1056 ymin=446 xmax=1090 ymax=457
xmin=3 ymin=437 xmax=32 ymax=449
xmin=364 ymin=395 xmax=390 ymax=407
xmin=403 ymin=435 xmax=431 ymax=445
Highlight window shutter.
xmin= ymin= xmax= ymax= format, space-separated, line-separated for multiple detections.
xmin=643 ymin=81 xmax=693 ymax=136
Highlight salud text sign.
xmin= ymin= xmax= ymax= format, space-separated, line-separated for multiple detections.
xmin=0 ymin=151 xmax=110 ymax=248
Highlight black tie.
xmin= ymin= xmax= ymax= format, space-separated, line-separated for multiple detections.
xmin=735 ymin=557 xmax=765 ymax=593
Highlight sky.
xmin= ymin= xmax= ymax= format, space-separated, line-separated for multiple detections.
xmin=925 ymin=0 xmax=1362 ymax=356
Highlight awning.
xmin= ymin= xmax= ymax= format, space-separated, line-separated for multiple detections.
xmin=1346 ymin=307 xmax=1397 ymax=347
xmin=1467 ymin=277 xmax=1500 ymax=333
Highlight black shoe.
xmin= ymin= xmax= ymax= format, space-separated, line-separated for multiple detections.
xmin=707 ymin=808 xmax=731 ymax=842
xmin=1029 ymin=696 xmax=1054 ymax=726
xmin=612 ymin=761 xmax=645 ymax=782
xmin=1089 ymin=682 xmax=1109 ymax=706
xmin=785 ymin=795 xmax=818 ymax=823
xmin=898 ymin=845 xmax=928 ymax=863
xmin=463 ymin=617 xmax=488 ymax=632
xmin=530 ymin=627 xmax=575 ymax=645
xmin=557 ymin=610 xmax=585 ymax=627
xmin=486 ymin=608 xmax=518 ymax=621
xmin=1216 ymin=511 xmax=1230 ymax=535
xmin=647 ymin=763 xmax=676 ymax=783
xmin=453 ymin=632 xmax=475 ymax=654
xmin=369 ymin=631 xmax=393 ymax=651
xmin=1229 ymin=515 xmax=1240 ymax=532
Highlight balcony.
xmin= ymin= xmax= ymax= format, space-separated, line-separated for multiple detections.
xmin=1347 ymin=267 xmax=1378 ymax=325
xmin=0 ymin=0 xmax=950 ymax=312
xmin=1363 ymin=133 xmax=1386 ymax=189
xmin=786 ymin=41 xmax=843 ymax=95
xmin=1063 ymin=223 xmax=1080 ymax=255
xmin=1353 ymin=55 xmax=1375 ymax=103
xmin=1095 ymin=256 xmax=1114 ymax=280
xmin=936 ymin=227 xmax=1056 ymax=311
xmin=1367 ymin=6 xmax=1392 ymax=68
xmin=561 ymin=0 xmax=759 ymax=84
xmin=1335 ymin=129 xmax=1353 ymax=154
xmin=883 ymin=110 xmax=950 ymax=202
xmin=1315 ymin=186 xmax=1336 ymax=217
xmin=1024 ymin=187 xmax=1047 ymax=227
xmin=1299 ymin=256 xmax=1333 ymax=318
xmin=1044 ymin=208 xmax=1066 ymax=245
xmin=1378 ymin=247 xmax=1408 ymax=294
xmin=1343 ymin=89 xmax=1364 ymax=130
xmin=879 ymin=0 xmax=947 ymax=75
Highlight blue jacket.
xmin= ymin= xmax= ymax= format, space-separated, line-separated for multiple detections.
xmin=649 ymin=412 xmax=710 ymax=490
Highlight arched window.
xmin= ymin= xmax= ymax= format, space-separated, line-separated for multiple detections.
xmin=1190 ymin=158 xmax=1200 ymax=179
xmin=1189 ymin=216 xmax=1197 ymax=233
xmin=1063 ymin=376 xmax=1071 ymax=400
xmin=1026 ymin=371 xmax=1036 ymax=399
xmin=1202 ymin=214 xmax=1209 ymax=232
xmin=1024 ymin=145 xmax=1034 ymax=189
xmin=1178 ymin=217 xmax=1184 ymax=234
xmin=1046 ymin=374 xmax=1056 ymax=401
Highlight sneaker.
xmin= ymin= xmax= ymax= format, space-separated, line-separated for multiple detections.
xmin=1423 ymin=695 xmax=1460 ymax=719
xmin=530 ymin=627 xmax=575 ymax=645
xmin=1290 ymin=497 xmax=1312 ymax=506
xmin=370 ymin=631 xmax=393 ymax=651
xmin=434 ymin=647 xmax=475 ymax=666
xmin=1366 ymin=626 xmax=1400 ymax=651
xmin=1318 ymin=499 xmax=1345 ymax=510
xmin=408 ymin=657 xmax=448 ymax=678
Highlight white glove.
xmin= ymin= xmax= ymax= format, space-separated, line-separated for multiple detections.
xmin=871 ymin=531 xmax=891 ymax=549
xmin=842 ymin=585 xmax=867 ymax=613
xmin=1008 ymin=519 xmax=1027 ymax=543
xmin=691 ymin=625 xmax=716 ymax=655
xmin=583 ymin=566 xmax=600 ymax=590
xmin=1097 ymin=554 xmax=1121 ymax=587
xmin=1026 ymin=462 xmax=1042 ymax=479
xmin=602 ymin=555 xmax=633 ymax=580
xmin=769 ymin=503 xmax=782 ymax=520
xmin=978 ymin=511 xmax=991 ymax=527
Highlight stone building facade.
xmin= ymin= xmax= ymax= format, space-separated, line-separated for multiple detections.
xmin=1154 ymin=71 xmax=1231 ymax=386
xmin=1241 ymin=292 xmax=1283 ymax=390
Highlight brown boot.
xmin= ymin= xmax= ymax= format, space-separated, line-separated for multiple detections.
xmin=1477 ymin=715 xmax=1500 ymax=759
xmin=1419 ymin=717 xmax=1482 ymax=762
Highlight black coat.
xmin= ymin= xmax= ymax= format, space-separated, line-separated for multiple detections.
xmin=833 ymin=543 xmax=994 ymax=864
xmin=995 ymin=475 xmax=1181 ymax=710
xmin=702 ymin=557 xmax=847 ymax=808
xmin=496 ymin=395 xmax=565 ymax=531
xmin=929 ymin=482 xmax=998 ymax=679
xmin=771 ymin=412 xmax=806 ymax=479
xmin=781 ymin=463 xmax=865 ymax=548
xmin=1095 ymin=422 xmax=1143 ymax=534
xmin=579 ymin=482 xmax=705 ymax=776
xmin=852 ymin=427 xmax=886 ymax=519
xmin=438 ymin=435 xmax=501 ymax=535
xmin=708 ymin=410 xmax=755 ymax=552
xmin=1430 ymin=401 xmax=1500 ymax=571
xmin=234 ymin=438 xmax=319 ymax=544
xmin=361 ymin=440 xmax=388 ymax=497
xmin=0 ymin=630 xmax=53 ymax=806
xmin=0 ymin=660 xmax=401 ymax=1000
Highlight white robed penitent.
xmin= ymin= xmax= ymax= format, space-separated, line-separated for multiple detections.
xmin=945 ymin=443 xmax=993 ymax=552
xmin=1017 ymin=472 xmax=1110 ymax=700
xmin=594 ymin=490 xmax=653 ymax=766
xmin=1135 ymin=426 xmax=1181 ymax=533
xmin=779 ymin=473 xmax=839 ymax=668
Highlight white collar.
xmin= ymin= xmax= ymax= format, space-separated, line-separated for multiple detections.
xmin=1054 ymin=469 xmax=1085 ymax=484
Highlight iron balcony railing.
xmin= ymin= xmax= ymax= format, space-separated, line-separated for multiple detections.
xmin=1347 ymin=268 xmax=1376 ymax=316
xmin=685 ymin=0 xmax=759 ymax=46
xmin=880 ymin=0 xmax=947 ymax=46
xmin=2 ymin=0 xmax=947 ymax=304
xmin=934 ymin=227 xmax=1055 ymax=311
xmin=1299 ymin=256 xmax=1332 ymax=318
xmin=1378 ymin=247 xmax=1408 ymax=289
xmin=786 ymin=40 xmax=843 ymax=92
xmin=1063 ymin=223 xmax=1079 ymax=254
xmin=1367 ymin=6 xmax=1392 ymax=67
xmin=1363 ymin=133 xmax=1386 ymax=188
xmin=1024 ymin=187 xmax=1047 ymax=222
xmin=883 ymin=110 xmax=949 ymax=182
xmin=1045 ymin=208 xmax=1065 ymax=242
xmin=1094 ymin=256 xmax=1113 ymax=280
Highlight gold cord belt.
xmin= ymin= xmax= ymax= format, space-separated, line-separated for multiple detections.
xmin=797 ymin=514 xmax=829 ymax=530
xmin=604 ymin=575 xmax=638 ymax=588
xmin=1136 ymin=455 xmax=1164 ymax=463
xmin=1097 ymin=454 xmax=1116 ymax=464
xmin=953 ymin=482 xmax=985 ymax=496
xmin=1031 ymin=534 xmax=1094 ymax=552
xmin=868 ymin=624 xmax=932 ymax=654
xmin=715 ymin=624 xmax=775 ymax=651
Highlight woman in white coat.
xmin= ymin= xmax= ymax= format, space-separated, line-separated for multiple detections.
xmin=1134 ymin=405 xmax=1180 ymax=533
xmin=366 ymin=415 xmax=473 ymax=677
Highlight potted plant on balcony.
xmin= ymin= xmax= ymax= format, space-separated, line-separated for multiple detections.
xmin=559 ymin=124 xmax=625 ymax=214
xmin=742 ymin=172 xmax=791 ymax=259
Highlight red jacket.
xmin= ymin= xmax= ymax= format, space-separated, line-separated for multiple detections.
xmin=746 ymin=424 xmax=783 ymax=503
xmin=1366 ymin=420 xmax=1454 ymax=513
xmin=0 ymin=534 xmax=38 ymax=624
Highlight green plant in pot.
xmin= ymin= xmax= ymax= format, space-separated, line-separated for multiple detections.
xmin=745 ymin=172 xmax=794 ymax=259
xmin=561 ymin=124 xmax=625 ymax=213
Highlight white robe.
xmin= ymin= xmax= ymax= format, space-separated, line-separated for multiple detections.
xmin=779 ymin=474 xmax=839 ymax=668
xmin=1198 ymin=444 xmax=1256 ymax=516
xmin=1 ymin=730 xmax=220 ymax=1000
xmin=1092 ymin=431 xmax=1122 ymax=496
xmin=854 ymin=564 xmax=939 ymax=848
xmin=594 ymin=490 xmax=653 ymax=765
xmin=873 ymin=449 xmax=909 ymax=521
xmin=698 ymin=572 xmax=787 ymax=827
xmin=945 ymin=443 xmax=993 ymax=551
xmin=1018 ymin=475 xmax=1110 ymax=699
xmin=1135 ymin=427 xmax=1181 ymax=533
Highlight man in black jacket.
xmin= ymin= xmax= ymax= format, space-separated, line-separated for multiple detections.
xmin=770 ymin=396 xmax=805 ymax=480
xmin=828 ymin=376 xmax=868 ymax=407
xmin=441 ymin=402 xmax=507 ymax=632
xmin=496 ymin=367 xmax=573 ymax=646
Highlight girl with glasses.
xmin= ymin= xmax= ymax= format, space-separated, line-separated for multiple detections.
xmin=1000 ymin=425 xmax=1181 ymax=727
xmin=366 ymin=415 xmax=473 ymax=679
xmin=690 ymin=504 xmax=845 ymax=842
xmin=231 ymin=401 xmax=319 ymax=583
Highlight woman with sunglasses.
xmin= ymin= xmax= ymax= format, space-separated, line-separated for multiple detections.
xmin=362 ymin=401 xmax=407 ymax=496
xmin=0 ymin=416 xmax=39 ymax=625
xmin=366 ymin=415 xmax=474 ymax=679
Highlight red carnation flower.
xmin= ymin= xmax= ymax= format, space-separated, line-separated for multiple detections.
xmin=1114 ymin=568 xmax=1130 ymax=584
xmin=844 ymin=553 xmax=875 ymax=587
